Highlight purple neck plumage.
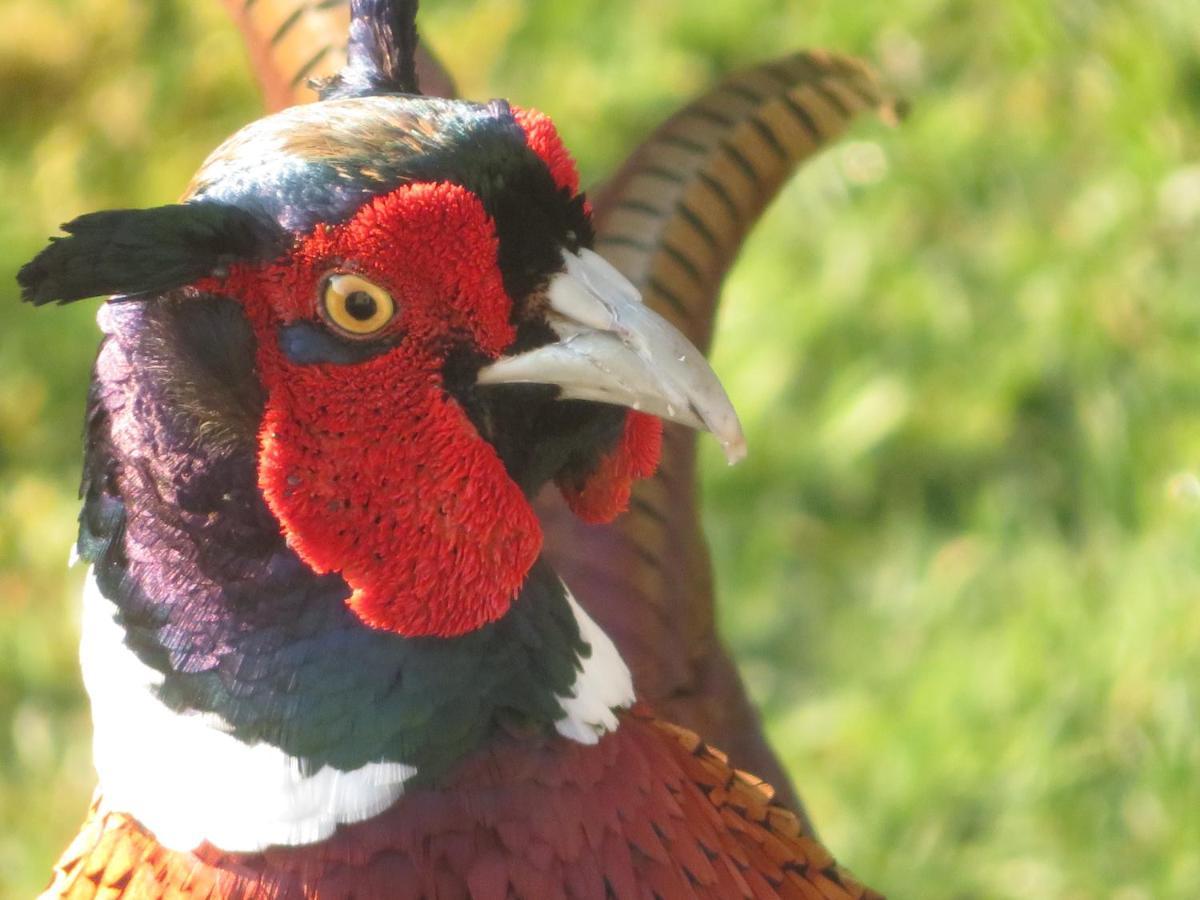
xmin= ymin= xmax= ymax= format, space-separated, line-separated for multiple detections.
xmin=79 ymin=294 xmax=590 ymax=780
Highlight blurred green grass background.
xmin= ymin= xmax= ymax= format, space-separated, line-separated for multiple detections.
xmin=1 ymin=0 xmax=1198 ymax=896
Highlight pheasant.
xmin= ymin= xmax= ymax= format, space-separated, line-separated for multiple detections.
xmin=223 ymin=0 xmax=896 ymax=819
xmin=19 ymin=1 xmax=890 ymax=896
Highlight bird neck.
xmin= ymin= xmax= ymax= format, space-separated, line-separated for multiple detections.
xmin=76 ymin=295 xmax=633 ymax=851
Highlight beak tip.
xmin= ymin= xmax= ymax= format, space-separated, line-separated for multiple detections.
xmin=719 ymin=433 xmax=747 ymax=466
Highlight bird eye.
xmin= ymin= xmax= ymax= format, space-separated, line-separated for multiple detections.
xmin=320 ymin=273 xmax=396 ymax=338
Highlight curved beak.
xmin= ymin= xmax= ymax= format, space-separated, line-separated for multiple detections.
xmin=477 ymin=248 xmax=746 ymax=464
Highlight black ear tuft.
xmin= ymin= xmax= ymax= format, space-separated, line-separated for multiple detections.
xmin=319 ymin=0 xmax=421 ymax=100
xmin=17 ymin=202 xmax=288 ymax=306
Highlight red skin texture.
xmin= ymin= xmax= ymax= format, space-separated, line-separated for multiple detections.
xmin=195 ymin=111 xmax=659 ymax=638
xmin=41 ymin=707 xmax=880 ymax=900
xmin=513 ymin=106 xmax=582 ymax=196
xmin=208 ymin=182 xmax=541 ymax=639
xmin=559 ymin=411 xmax=663 ymax=524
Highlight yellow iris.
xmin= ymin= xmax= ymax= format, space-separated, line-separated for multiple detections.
xmin=320 ymin=273 xmax=396 ymax=337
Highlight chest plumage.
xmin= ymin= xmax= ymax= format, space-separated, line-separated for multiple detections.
xmin=46 ymin=708 xmax=876 ymax=900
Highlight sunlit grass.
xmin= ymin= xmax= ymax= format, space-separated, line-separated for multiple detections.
xmin=1 ymin=0 xmax=1197 ymax=897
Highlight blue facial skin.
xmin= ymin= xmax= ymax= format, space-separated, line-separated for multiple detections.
xmin=278 ymin=321 xmax=394 ymax=365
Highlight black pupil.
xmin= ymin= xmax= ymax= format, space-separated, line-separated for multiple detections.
xmin=344 ymin=291 xmax=378 ymax=322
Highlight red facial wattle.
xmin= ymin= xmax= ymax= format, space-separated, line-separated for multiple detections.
xmin=201 ymin=114 xmax=662 ymax=639
xmin=558 ymin=411 xmax=663 ymax=524
xmin=210 ymin=182 xmax=541 ymax=639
